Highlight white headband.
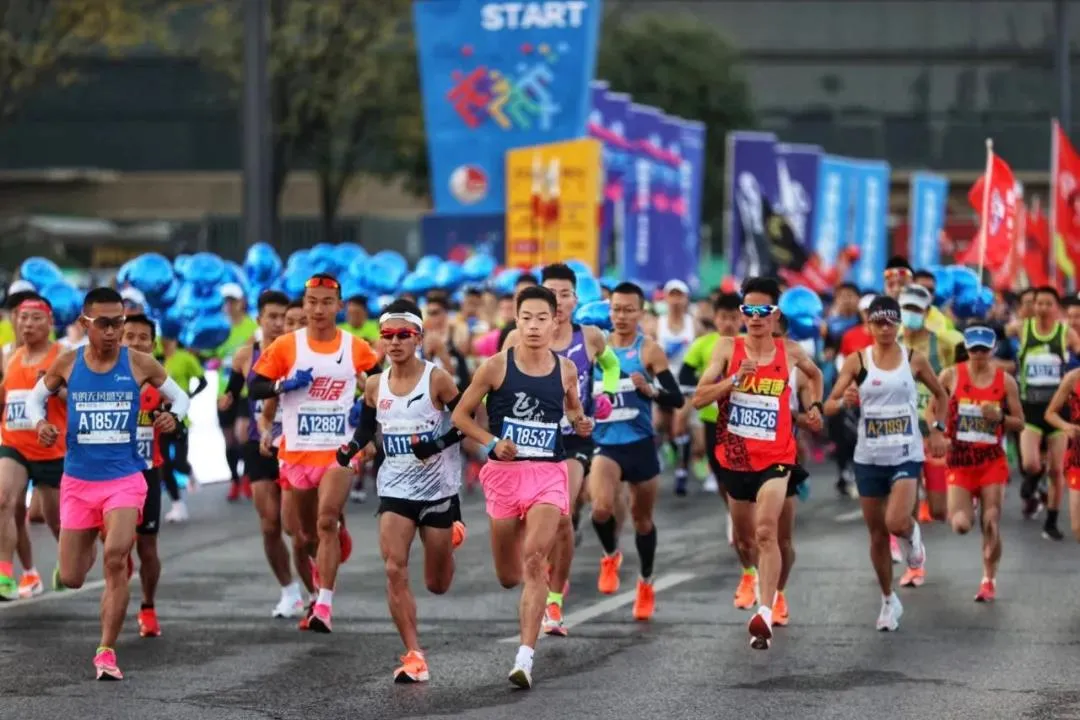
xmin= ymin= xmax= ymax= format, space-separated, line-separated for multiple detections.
xmin=379 ymin=312 xmax=423 ymax=329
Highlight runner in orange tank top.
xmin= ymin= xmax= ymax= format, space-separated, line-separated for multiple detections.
xmin=1043 ymin=358 xmax=1080 ymax=544
xmin=692 ymin=277 xmax=824 ymax=650
xmin=0 ymin=296 xmax=67 ymax=599
xmin=938 ymin=326 xmax=1024 ymax=603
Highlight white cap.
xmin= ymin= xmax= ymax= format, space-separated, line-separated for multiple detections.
xmin=899 ymin=284 xmax=933 ymax=311
xmin=120 ymin=286 xmax=146 ymax=307
xmin=8 ymin=280 xmax=34 ymax=294
xmin=664 ymin=279 xmax=690 ymax=295
xmin=220 ymin=282 xmax=245 ymax=301
xmin=858 ymin=294 xmax=876 ymax=312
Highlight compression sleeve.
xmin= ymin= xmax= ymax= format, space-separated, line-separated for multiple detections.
xmin=596 ymin=345 xmax=621 ymax=396
xmin=25 ymin=376 xmax=52 ymax=426
xmin=225 ymin=370 xmax=245 ymax=402
xmin=248 ymin=374 xmax=277 ymax=400
xmin=345 ymin=403 xmax=378 ymax=452
xmin=190 ymin=376 xmax=209 ymax=397
xmin=158 ymin=377 xmax=191 ymax=420
xmin=677 ymin=362 xmax=699 ymax=390
xmin=653 ymin=369 xmax=685 ymax=409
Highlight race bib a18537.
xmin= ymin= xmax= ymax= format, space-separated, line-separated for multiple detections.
xmin=502 ymin=418 xmax=558 ymax=458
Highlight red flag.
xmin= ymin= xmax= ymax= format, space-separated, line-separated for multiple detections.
xmin=958 ymin=146 xmax=1017 ymax=274
xmin=1052 ymin=121 xmax=1080 ymax=284
xmin=1025 ymin=200 xmax=1051 ymax=287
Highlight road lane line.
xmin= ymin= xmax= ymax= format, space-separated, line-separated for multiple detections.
xmin=834 ymin=509 xmax=863 ymax=522
xmin=497 ymin=571 xmax=697 ymax=643
xmin=0 ymin=578 xmax=107 ymax=609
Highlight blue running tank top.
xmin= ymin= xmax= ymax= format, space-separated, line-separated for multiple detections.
xmin=592 ymin=333 xmax=654 ymax=446
xmin=66 ymin=346 xmax=145 ymax=480
xmin=485 ymin=348 xmax=565 ymax=462
xmin=556 ymin=324 xmax=594 ymax=434
xmin=248 ymin=343 xmax=282 ymax=442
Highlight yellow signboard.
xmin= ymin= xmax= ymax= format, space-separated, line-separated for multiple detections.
xmin=505 ymin=138 xmax=602 ymax=274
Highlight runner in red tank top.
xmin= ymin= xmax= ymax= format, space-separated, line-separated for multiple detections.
xmin=692 ymin=277 xmax=823 ymax=650
xmin=938 ymin=326 xmax=1024 ymax=603
xmin=123 ymin=316 xmax=179 ymax=638
xmin=1044 ymin=361 xmax=1080 ymax=544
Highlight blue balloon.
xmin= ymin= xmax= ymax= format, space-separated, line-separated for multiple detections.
xmin=19 ymin=257 xmax=63 ymax=289
xmin=928 ymin=265 xmax=953 ymax=306
xmin=173 ymin=281 xmax=222 ymax=321
xmin=146 ymin=278 xmax=180 ymax=312
xmin=128 ymin=254 xmax=175 ymax=298
xmin=370 ymin=295 xmax=395 ymax=315
xmin=243 ymin=243 xmax=282 ymax=285
xmin=415 ymin=255 xmax=442 ymax=278
xmin=599 ymin=276 xmax=618 ymax=292
xmin=38 ymin=282 xmax=81 ymax=329
xmin=159 ymin=304 xmax=184 ymax=341
xmin=566 ymin=260 xmax=592 ymax=277
xmin=308 ymin=243 xmax=339 ymax=275
xmin=373 ymin=250 xmax=408 ymax=276
xmin=173 ymin=254 xmax=193 ymax=280
xmin=574 ymin=300 xmax=612 ymax=331
xmin=779 ymin=286 xmax=824 ymax=320
xmin=433 ymin=261 xmax=464 ymax=291
xmin=953 ymin=286 xmax=994 ymax=319
xmin=462 ymin=253 xmax=497 ymax=283
xmin=787 ymin=315 xmax=821 ymax=341
xmin=180 ymin=312 xmax=231 ymax=351
xmin=366 ymin=259 xmax=406 ymax=295
xmin=334 ymin=242 xmax=367 ymax=270
xmin=116 ymin=260 xmax=136 ymax=287
xmin=185 ymin=252 xmax=226 ymax=289
xmin=286 ymin=249 xmax=311 ymax=270
xmin=225 ymin=261 xmax=249 ymax=293
xmin=576 ymin=275 xmax=602 ymax=306
xmin=401 ymin=271 xmax=437 ymax=295
xmin=945 ymin=265 xmax=979 ymax=302
xmin=491 ymin=268 xmax=522 ymax=297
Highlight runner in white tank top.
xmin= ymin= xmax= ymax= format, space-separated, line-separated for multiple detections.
xmin=336 ymin=300 xmax=468 ymax=684
xmin=656 ymin=280 xmax=698 ymax=494
xmin=825 ymin=296 xmax=949 ymax=633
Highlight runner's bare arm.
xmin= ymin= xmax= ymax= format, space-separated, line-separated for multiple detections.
xmin=1005 ymin=319 xmax=1021 ymax=338
xmin=641 ymin=338 xmax=685 ymax=409
xmin=1044 ymin=369 xmax=1078 ymax=434
xmin=131 ymin=350 xmax=191 ymax=420
xmin=257 ymin=396 xmax=278 ymax=436
xmin=1067 ymin=327 xmax=1080 ymax=355
xmin=692 ymin=336 xmax=735 ymax=410
xmin=911 ymin=351 xmax=949 ymax=427
xmin=559 ymin=356 xmax=585 ymax=420
xmin=451 ymin=354 xmax=505 ymax=447
xmin=1002 ymin=374 xmax=1025 ymax=433
xmin=823 ymin=352 xmax=861 ymax=416
xmin=585 ymin=325 xmax=621 ymax=395
xmin=927 ymin=366 xmax=956 ymax=425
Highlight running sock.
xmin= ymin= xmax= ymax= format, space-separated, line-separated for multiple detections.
xmin=25 ymin=566 xmax=37 ymax=576
xmin=141 ymin=602 xmax=154 ymax=610
xmin=317 ymin=588 xmax=334 ymax=607
xmin=96 ymin=645 xmax=112 ymax=655
xmin=1020 ymin=469 xmax=1042 ymax=499
xmin=635 ymin=526 xmax=657 ymax=579
xmin=0 ymin=561 xmax=13 ymax=578
xmin=673 ymin=434 xmax=691 ymax=472
xmin=1046 ymin=509 xmax=1060 ymax=529
xmin=546 ymin=591 xmax=564 ymax=608
xmin=592 ymin=516 xmax=618 ymax=554
xmin=283 ymin=581 xmax=301 ymax=598
xmin=757 ymin=606 xmax=773 ymax=625
xmin=226 ymin=445 xmax=241 ymax=481
xmin=515 ymin=644 xmax=534 ymax=669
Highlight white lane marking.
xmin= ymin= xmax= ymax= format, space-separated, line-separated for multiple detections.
xmin=834 ymin=509 xmax=864 ymax=522
xmin=0 ymin=579 xmax=107 ymax=610
xmin=497 ymin=571 xmax=698 ymax=643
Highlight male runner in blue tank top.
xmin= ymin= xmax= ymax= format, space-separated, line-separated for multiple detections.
xmin=502 ymin=263 xmax=621 ymax=636
xmin=590 ymin=282 xmax=685 ymax=621
xmin=28 ymin=287 xmax=190 ymax=681
xmin=452 ymin=285 xmax=591 ymax=689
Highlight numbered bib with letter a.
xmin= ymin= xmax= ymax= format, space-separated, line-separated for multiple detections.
xmin=3 ymin=389 xmax=31 ymax=430
xmin=728 ymin=392 xmax=779 ymax=441
xmin=502 ymin=418 xmax=558 ymax=458
xmin=136 ymin=425 xmax=155 ymax=467
xmin=295 ymin=403 xmax=347 ymax=447
xmin=862 ymin=404 xmax=914 ymax=449
xmin=955 ymin=403 xmax=998 ymax=445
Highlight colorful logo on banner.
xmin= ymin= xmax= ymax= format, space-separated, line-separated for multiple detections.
xmin=726 ymin=131 xmax=779 ymax=280
xmin=908 ymin=172 xmax=949 ymax=270
xmin=775 ymin=143 xmax=821 ymax=250
xmin=413 ymin=0 xmax=602 ymax=216
xmin=505 ymin=137 xmax=602 ymax=272
xmin=811 ymin=155 xmax=855 ymax=271
xmin=421 ymin=213 xmax=506 ymax=264
xmin=849 ymin=160 xmax=891 ymax=291
xmin=678 ymin=119 xmax=705 ymax=289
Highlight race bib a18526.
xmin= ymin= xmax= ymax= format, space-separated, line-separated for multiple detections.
xmin=728 ymin=392 xmax=779 ymax=441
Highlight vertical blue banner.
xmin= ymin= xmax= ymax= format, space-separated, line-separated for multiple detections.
xmin=775 ymin=143 xmax=822 ymax=252
xmin=908 ymin=171 xmax=949 ymax=270
xmin=811 ymin=155 xmax=856 ymax=272
xmin=587 ymin=82 xmax=630 ymax=273
xmin=726 ymin=131 xmax=779 ymax=280
xmin=849 ymin=160 xmax=891 ymax=291
xmin=657 ymin=115 xmax=696 ymax=290
xmin=413 ymin=0 xmax=602 ymax=216
xmin=678 ymin=119 xmax=705 ymax=292
xmin=621 ymin=105 xmax=662 ymax=287
xmin=421 ymin=213 xmax=506 ymax=263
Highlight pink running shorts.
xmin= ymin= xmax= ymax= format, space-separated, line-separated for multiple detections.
xmin=60 ymin=472 xmax=147 ymax=531
xmin=280 ymin=462 xmax=326 ymax=491
xmin=480 ymin=459 xmax=569 ymax=520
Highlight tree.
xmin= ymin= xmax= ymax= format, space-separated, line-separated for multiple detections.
xmin=0 ymin=0 xmax=172 ymax=125
xmin=597 ymin=13 xmax=755 ymax=248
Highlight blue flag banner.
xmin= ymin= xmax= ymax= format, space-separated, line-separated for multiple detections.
xmin=621 ymin=104 xmax=663 ymax=287
xmin=908 ymin=171 xmax=949 ymax=270
xmin=656 ymin=115 xmax=695 ymax=290
xmin=588 ymin=81 xmax=631 ymax=273
xmin=678 ymin=119 xmax=705 ymax=291
xmin=421 ymin=213 xmax=506 ymax=263
xmin=413 ymin=0 xmax=603 ymax=215
xmin=726 ymin=131 xmax=779 ymax=279
xmin=849 ymin=160 xmax=891 ymax=292
xmin=775 ymin=143 xmax=822 ymax=252
xmin=812 ymin=155 xmax=858 ymax=272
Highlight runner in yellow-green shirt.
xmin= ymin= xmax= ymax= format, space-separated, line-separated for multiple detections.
xmin=213 ymin=284 xmax=258 ymax=499
xmin=339 ymin=294 xmax=380 ymax=344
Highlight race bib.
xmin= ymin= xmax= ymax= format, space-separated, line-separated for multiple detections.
xmin=862 ymin=404 xmax=914 ymax=448
xmin=295 ymin=403 xmax=346 ymax=446
xmin=955 ymin=402 xmax=999 ymax=445
xmin=1025 ymin=353 xmax=1061 ymax=386
xmin=381 ymin=420 xmax=437 ymax=458
xmin=728 ymin=392 xmax=779 ymax=441
xmin=593 ymin=378 xmax=640 ymax=424
xmin=502 ymin=418 xmax=558 ymax=458
xmin=136 ymin=425 xmax=155 ymax=466
xmin=3 ymin=389 xmax=32 ymax=431
xmin=75 ymin=403 xmax=132 ymax=445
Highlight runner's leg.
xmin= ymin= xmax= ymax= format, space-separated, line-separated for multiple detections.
xmin=100 ymin=507 xmax=140 ymax=649
xmin=380 ymin=511 xmax=421 ymax=651
xmin=0 ymin=460 xmax=29 ymax=595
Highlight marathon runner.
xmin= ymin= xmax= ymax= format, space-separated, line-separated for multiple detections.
xmin=939 ymin=325 xmax=1024 ymax=602
xmin=590 ymin=282 xmax=685 ymax=622
xmin=28 ymin=287 xmax=190 ymax=680
xmin=503 ymin=263 xmax=621 ymax=636
xmin=1046 ymin=362 xmax=1080 ymax=541
xmin=250 ymin=274 xmax=377 ymax=632
xmin=337 ymin=299 xmax=466 ymax=683
xmin=692 ymin=277 xmax=822 ymax=649
xmin=451 ymin=284 xmax=591 ymax=689
xmin=0 ymin=294 xmax=66 ymax=599
xmin=215 ymin=283 xmax=258 ymax=502
xmin=824 ymin=296 xmax=948 ymax=632
xmin=122 ymin=314 xmax=179 ymax=638
xmin=655 ymin=279 xmax=698 ymax=496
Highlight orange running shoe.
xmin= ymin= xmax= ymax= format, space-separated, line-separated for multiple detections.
xmin=733 ymin=571 xmax=758 ymax=609
xmin=452 ymin=520 xmax=467 ymax=548
xmin=974 ymin=579 xmax=996 ymax=603
xmin=394 ymin=650 xmax=430 ymax=683
xmin=17 ymin=570 xmax=43 ymax=599
xmin=773 ymin=591 xmax=789 ymax=626
xmin=917 ymin=499 xmax=932 ymax=523
xmin=632 ymin=579 xmax=655 ymax=621
xmin=138 ymin=608 xmax=161 ymax=637
xmin=597 ymin=551 xmax=622 ymax=594
xmin=542 ymin=602 xmax=567 ymax=636
xmin=900 ymin=567 xmax=925 ymax=588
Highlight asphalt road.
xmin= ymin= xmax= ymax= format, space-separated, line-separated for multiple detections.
xmin=2 ymin=470 xmax=1079 ymax=720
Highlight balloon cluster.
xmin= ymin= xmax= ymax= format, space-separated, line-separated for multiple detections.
xmin=778 ymin=286 xmax=825 ymax=341
xmin=17 ymin=258 xmax=82 ymax=329
xmin=928 ymin=265 xmax=993 ymax=319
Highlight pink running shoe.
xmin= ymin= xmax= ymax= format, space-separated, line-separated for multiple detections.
xmin=308 ymin=603 xmax=333 ymax=633
xmin=94 ymin=647 xmax=123 ymax=681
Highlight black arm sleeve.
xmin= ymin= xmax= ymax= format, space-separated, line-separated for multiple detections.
xmin=678 ymin=363 xmax=700 ymax=389
xmin=413 ymin=394 xmax=465 ymax=460
xmin=224 ymin=370 xmax=245 ymax=402
xmin=190 ymin=376 xmax=209 ymax=398
xmin=338 ymin=403 xmax=378 ymax=466
xmin=248 ymin=374 xmax=278 ymax=400
xmin=653 ymin=369 xmax=686 ymax=409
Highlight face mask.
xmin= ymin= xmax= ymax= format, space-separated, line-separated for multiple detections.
xmin=901 ymin=310 xmax=925 ymax=331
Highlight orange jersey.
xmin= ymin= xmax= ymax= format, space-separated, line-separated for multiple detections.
xmin=2 ymin=344 xmax=66 ymax=460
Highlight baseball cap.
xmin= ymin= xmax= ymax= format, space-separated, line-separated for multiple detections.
xmin=858 ymin=293 xmax=876 ymax=313
xmin=120 ymin=286 xmax=146 ymax=308
xmin=963 ymin=325 xmax=997 ymax=350
xmin=220 ymin=282 xmax=245 ymax=301
xmin=899 ymin=284 xmax=932 ymax=311
xmin=867 ymin=296 xmax=901 ymax=325
xmin=664 ymin=279 xmax=690 ymax=295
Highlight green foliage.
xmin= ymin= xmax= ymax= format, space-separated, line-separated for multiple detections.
xmin=598 ymin=12 xmax=755 ymax=238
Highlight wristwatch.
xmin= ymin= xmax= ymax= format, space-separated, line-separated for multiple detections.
xmin=809 ymin=401 xmax=824 ymax=414
xmin=930 ymin=421 xmax=946 ymax=433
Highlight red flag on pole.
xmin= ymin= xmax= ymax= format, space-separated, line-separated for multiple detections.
xmin=1051 ymin=120 xmax=1080 ymax=289
xmin=958 ymin=141 xmax=1017 ymax=280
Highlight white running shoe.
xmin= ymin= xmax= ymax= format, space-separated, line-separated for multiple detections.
xmin=272 ymin=595 xmax=306 ymax=619
xmin=876 ymin=595 xmax=903 ymax=632
xmin=508 ymin=663 xmax=533 ymax=689
xmin=907 ymin=523 xmax=926 ymax=569
xmin=164 ymin=502 xmax=189 ymax=523
xmin=703 ymin=475 xmax=719 ymax=493
xmin=889 ymin=535 xmax=903 ymax=564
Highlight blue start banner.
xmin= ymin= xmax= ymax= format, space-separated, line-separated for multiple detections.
xmin=811 ymin=155 xmax=856 ymax=273
xmin=908 ymin=171 xmax=949 ymax=270
xmin=413 ymin=0 xmax=603 ymax=216
xmin=849 ymin=159 xmax=891 ymax=292
xmin=725 ymin=131 xmax=779 ymax=280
